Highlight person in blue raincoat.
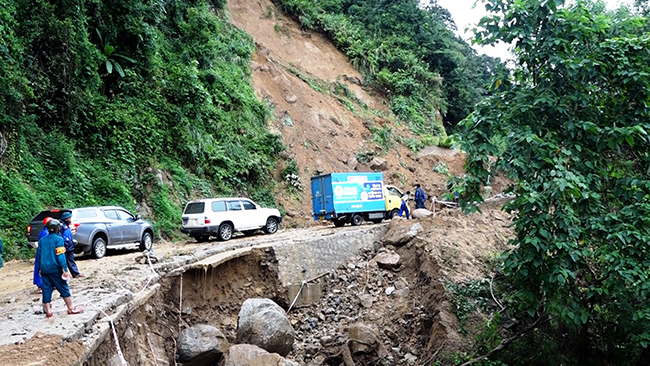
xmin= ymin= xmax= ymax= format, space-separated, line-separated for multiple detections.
xmin=33 ymin=217 xmax=53 ymax=293
xmin=60 ymin=212 xmax=84 ymax=278
xmin=37 ymin=219 xmax=83 ymax=317
xmin=414 ymin=184 xmax=427 ymax=209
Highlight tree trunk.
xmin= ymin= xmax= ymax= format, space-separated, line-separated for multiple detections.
xmin=577 ymin=322 xmax=590 ymax=364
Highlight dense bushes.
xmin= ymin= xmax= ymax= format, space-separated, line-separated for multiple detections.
xmin=272 ymin=0 xmax=502 ymax=134
xmin=0 ymin=0 xmax=282 ymax=259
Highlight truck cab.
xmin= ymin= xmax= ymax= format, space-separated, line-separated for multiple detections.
xmin=384 ymin=185 xmax=404 ymax=218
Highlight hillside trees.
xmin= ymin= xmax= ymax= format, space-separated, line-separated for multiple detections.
xmin=462 ymin=0 xmax=650 ymax=362
xmin=0 ymin=0 xmax=282 ymax=259
xmin=273 ymin=0 xmax=501 ymax=135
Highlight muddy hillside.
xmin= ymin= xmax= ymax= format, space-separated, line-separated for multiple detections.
xmin=226 ymin=0 xmax=508 ymax=226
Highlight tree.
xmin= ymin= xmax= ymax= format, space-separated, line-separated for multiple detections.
xmin=461 ymin=0 xmax=650 ymax=362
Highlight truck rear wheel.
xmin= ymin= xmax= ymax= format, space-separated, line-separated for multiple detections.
xmin=218 ymin=223 xmax=233 ymax=241
xmin=351 ymin=214 xmax=363 ymax=226
xmin=334 ymin=219 xmax=346 ymax=227
xmin=371 ymin=218 xmax=383 ymax=224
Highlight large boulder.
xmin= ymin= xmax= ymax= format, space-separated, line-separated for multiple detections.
xmin=348 ymin=322 xmax=387 ymax=357
xmin=177 ymin=324 xmax=230 ymax=366
xmin=369 ymin=157 xmax=388 ymax=171
xmin=382 ymin=220 xmax=423 ymax=246
xmin=373 ymin=251 xmax=401 ymax=270
xmin=220 ymin=344 xmax=299 ymax=366
xmin=412 ymin=208 xmax=434 ymax=219
xmin=236 ymin=298 xmax=296 ymax=357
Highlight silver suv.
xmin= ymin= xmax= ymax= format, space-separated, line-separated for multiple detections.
xmin=181 ymin=198 xmax=282 ymax=242
xmin=27 ymin=206 xmax=154 ymax=259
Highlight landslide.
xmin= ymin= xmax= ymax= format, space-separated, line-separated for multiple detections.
xmin=70 ymin=203 xmax=513 ymax=366
xmin=226 ymin=0 xmax=502 ymax=227
xmin=288 ymin=204 xmax=514 ymax=365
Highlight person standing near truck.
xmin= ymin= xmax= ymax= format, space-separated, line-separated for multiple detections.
xmin=60 ymin=212 xmax=83 ymax=278
xmin=414 ymin=184 xmax=427 ymax=209
xmin=398 ymin=191 xmax=411 ymax=220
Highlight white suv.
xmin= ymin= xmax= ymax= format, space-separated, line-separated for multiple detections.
xmin=181 ymin=198 xmax=282 ymax=242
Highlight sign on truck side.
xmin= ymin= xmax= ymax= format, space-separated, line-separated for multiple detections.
xmin=311 ymin=172 xmax=389 ymax=227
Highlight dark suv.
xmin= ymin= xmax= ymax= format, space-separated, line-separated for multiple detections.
xmin=27 ymin=206 xmax=154 ymax=259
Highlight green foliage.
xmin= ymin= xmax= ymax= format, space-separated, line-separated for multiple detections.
xmin=330 ymin=80 xmax=369 ymax=113
xmin=281 ymin=159 xmax=303 ymax=193
xmin=402 ymin=137 xmax=422 ymax=153
xmin=0 ymin=0 xmax=283 ymax=259
xmin=96 ymin=29 xmax=136 ymax=78
xmin=475 ymin=312 xmax=503 ymax=355
xmin=433 ymin=162 xmax=450 ymax=176
xmin=446 ymin=279 xmax=492 ymax=335
xmin=355 ymin=150 xmax=374 ymax=164
xmin=262 ymin=6 xmax=275 ymax=19
xmin=272 ymin=0 xmax=502 ymax=133
xmin=150 ymin=185 xmax=183 ymax=241
xmin=274 ymin=23 xmax=292 ymax=37
xmin=463 ymin=0 xmax=650 ymax=362
xmin=370 ymin=125 xmax=394 ymax=152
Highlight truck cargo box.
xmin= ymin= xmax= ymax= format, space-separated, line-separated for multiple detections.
xmin=311 ymin=172 xmax=386 ymax=220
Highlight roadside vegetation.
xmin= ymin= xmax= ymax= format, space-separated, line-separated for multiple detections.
xmin=0 ymin=0 xmax=282 ymax=259
xmin=461 ymin=0 xmax=650 ymax=364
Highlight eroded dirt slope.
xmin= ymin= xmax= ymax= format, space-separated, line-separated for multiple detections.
xmin=226 ymin=0 xmax=480 ymax=225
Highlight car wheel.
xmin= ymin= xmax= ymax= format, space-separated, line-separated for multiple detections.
xmin=242 ymin=230 xmax=257 ymax=236
xmin=334 ymin=219 xmax=346 ymax=227
xmin=92 ymin=237 xmax=107 ymax=259
xmin=351 ymin=214 xmax=363 ymax=226
xmin=194 ymin=235 xmax=210 ymax=243
xmin=390 ymin=209 xmax=399 ymax=219
xmin=139 ymin=232 xmax=153 ymax=251
xmin=218 ymin=223 xmax=233 ymax=241
xmin=264 ymin=217 xmax=279 ymax=234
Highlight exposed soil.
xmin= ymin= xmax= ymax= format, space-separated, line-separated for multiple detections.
xmin=75 ymin=204 xmax=512 ymax=366
xmin=287 ymin=205 xmax=513 ymax=365
xmin=226 ymin=0 xmax=480 ymax=227
xmin=0 ymin=334 xmax=86 ymax=365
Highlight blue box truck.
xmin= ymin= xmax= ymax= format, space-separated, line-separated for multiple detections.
xmin=311 ymin=172 xmax=389 ymax=227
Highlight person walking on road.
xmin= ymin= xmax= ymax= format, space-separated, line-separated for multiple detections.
xmin=60 ymin=212 xmax=83 ymax=278
xmin=414 ymin=184 xmax=427 ymax=209
xmin=37 ymin=219 xmax=83 ymax=317
xmin=398 ymin=191 xmax=411 ymax=220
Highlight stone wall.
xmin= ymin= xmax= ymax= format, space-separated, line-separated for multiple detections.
xmin=271 ymin=225 xmax=387 ymax=307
